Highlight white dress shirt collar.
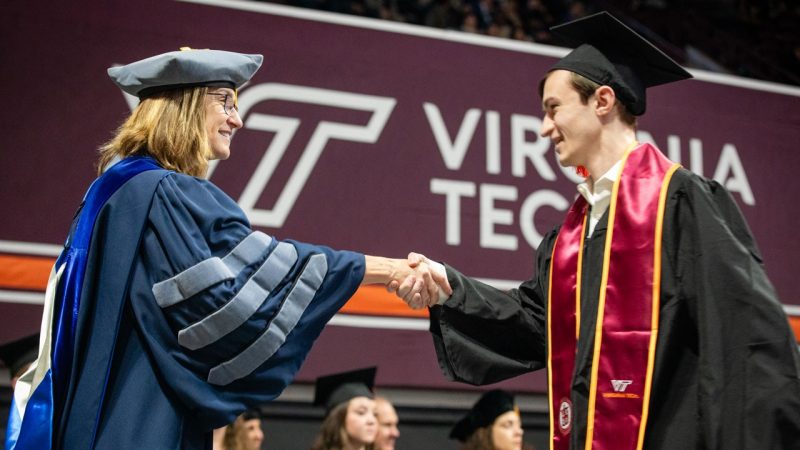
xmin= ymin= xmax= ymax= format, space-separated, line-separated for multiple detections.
xmin=576 ymin=159 xmax=623 ymax=236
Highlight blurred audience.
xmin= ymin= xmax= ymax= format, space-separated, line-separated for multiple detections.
xmin=265 ymin=0 xmax=799 ymax=85
xmin=279 ymin=0 xmax=581 ymax=44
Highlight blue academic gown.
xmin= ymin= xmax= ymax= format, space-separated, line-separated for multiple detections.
xmin=23 ymin=158 xmax=365 ymax=449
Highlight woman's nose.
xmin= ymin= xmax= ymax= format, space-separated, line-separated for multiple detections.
xmin=229 ymin=108 xmax=244 ymax=129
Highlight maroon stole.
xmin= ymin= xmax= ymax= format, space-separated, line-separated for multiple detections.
xmin=547 ymin=143 xmax=680 ymax=450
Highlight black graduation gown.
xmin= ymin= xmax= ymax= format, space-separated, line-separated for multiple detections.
xmin=430 ymin=168 xmax=800 ymax=450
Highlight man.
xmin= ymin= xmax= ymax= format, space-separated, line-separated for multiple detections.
xmin=373 ymin=396 xmax=400 ymax=450
xmin=393 ymin=11 xmax=800 ymax=450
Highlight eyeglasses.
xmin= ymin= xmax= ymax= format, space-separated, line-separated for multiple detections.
xmin=206 ymin=92 xmax=238 ymax=116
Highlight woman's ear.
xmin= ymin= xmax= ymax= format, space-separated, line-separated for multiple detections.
xmin=594 ymin=85 xmax=617 ymax=117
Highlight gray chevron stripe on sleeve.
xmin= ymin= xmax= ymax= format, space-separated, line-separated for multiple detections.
xmin=207 ymin=253 xmax=328 ymax=385
xmin=178 ymin=241 xmax=299 ymax=350
xmin=152 ymin=231 xmax=273 ymax=308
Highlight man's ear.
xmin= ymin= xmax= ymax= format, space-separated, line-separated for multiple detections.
xmin=594 ymin=85 xmax=616 ymax=117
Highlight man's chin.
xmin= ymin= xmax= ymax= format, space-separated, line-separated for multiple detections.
xmin=556 ymin=156 xmax=574 ymax=167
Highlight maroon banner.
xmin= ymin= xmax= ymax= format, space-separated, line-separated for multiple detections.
xmin=0 ymin=0 xmax=798 ymax=393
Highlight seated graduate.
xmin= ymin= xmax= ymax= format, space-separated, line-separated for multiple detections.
xmin=6 ymin=49 xmax=447 ymax=450
xmin=311 ymin=367 xmax=378 ymax=450
xmin=450 ymin=390 xmax=524 ymax=450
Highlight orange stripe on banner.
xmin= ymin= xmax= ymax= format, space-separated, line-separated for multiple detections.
xmin=0 ymin=255 xmax=428 ymax=318
xmin=0 ymin=255 xmax=55 ymax=290
xmin=340 ymin=285 xmax=429 ymax=318
xmin=789 ymin=316 xmax=800 ymax=343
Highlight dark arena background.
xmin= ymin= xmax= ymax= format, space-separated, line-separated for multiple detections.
xmin=1 ymin=1 xmax=798 ymax=448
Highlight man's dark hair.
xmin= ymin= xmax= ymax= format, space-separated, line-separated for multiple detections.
xmin=538 ymin=72 xmax=638 ymax=127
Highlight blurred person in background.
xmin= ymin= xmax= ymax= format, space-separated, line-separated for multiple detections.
xmin=223 ymin=409 xmax=264 ymax=450
xmin=373 ymin=396 xmax=400 ymax=450
xmin=311 ymin=368 xmax=378 ymax=450
xmin=450 ymin=390 xmax=524 ymax=450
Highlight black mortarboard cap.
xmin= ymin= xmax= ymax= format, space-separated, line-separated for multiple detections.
xmin=108 ymin=48 xmax=263 ymax=99
xmin=548 ymin=11 xmax=692 ymax=115
xmin=0 ymin=334 xmax=39 ymax=379
xmin=450 ymin=390 xmax=518 ymax=442
xmin=313 ymin=367 xmax=376 ymax=414
xmin=241 ymin=408 xmax=262 ymax=421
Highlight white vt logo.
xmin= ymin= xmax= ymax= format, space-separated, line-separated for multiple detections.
xmin=211 ymin=83 xmax=396 ymax=228
xmin=120 ymin=82 xmax=397 ymax=229
xmin=611 ymin=379 xmax=633 ymax=392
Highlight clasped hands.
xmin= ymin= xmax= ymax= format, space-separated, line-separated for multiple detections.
xmin=388 ymin=252 xmax=451 ymax=309
xmin=364 ymin=253 xmax=451 ymax=309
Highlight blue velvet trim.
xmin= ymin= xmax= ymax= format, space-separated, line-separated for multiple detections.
xmin=13 ymin=157 xmax=162 ymax=450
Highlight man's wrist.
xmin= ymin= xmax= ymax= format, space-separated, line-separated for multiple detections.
xmin=428 ymin=260 xmax=451 ymax=305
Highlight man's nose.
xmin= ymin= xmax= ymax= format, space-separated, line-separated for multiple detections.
xmin=540 ymin=115 xmax=554 ymax=137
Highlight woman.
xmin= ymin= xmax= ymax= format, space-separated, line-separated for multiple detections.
xmin=7 ymin=49 xmax=448 ymax=450
xmin=450 ymin=390 xmax=525 ymax=450
xmin=310 ymin=367 xmax=379 ymax=450
xmin=223 ymin=410 xmax=265 ymax=450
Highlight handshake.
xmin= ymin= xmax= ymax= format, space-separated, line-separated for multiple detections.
xmin=364 ymin=252 xmax=452 ymax=310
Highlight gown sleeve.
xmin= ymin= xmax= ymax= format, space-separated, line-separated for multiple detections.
xmin=127 ymin=173 xmax=365 ymax=427
xmin=672 ymin=171 xmax=800 ymax=449
xmin=429 ymin=231 xmax=556 ymax=385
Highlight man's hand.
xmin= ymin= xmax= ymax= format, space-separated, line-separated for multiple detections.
xmin=387 ymin=252 xmax=452 ymax=309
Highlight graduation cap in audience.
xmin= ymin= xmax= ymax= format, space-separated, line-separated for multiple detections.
xmin=313 ymin=367 xmax=376 ymax=414
xmin=547 ymin=11 xmax=692 ymax=115
xmin=0 ymin=333 xmax=39 ymax=380
xmin=450 ymin=390 xmax=518 ymax=442
xmin=107 ymin=48 xmax=263 ymax=99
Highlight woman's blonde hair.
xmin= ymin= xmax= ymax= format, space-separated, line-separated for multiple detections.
xmin=97 ymin=87 xmax=212 ymax=177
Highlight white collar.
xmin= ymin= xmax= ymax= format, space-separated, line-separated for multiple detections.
xmin=576 ymin=158 xmax=623 ymax=205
